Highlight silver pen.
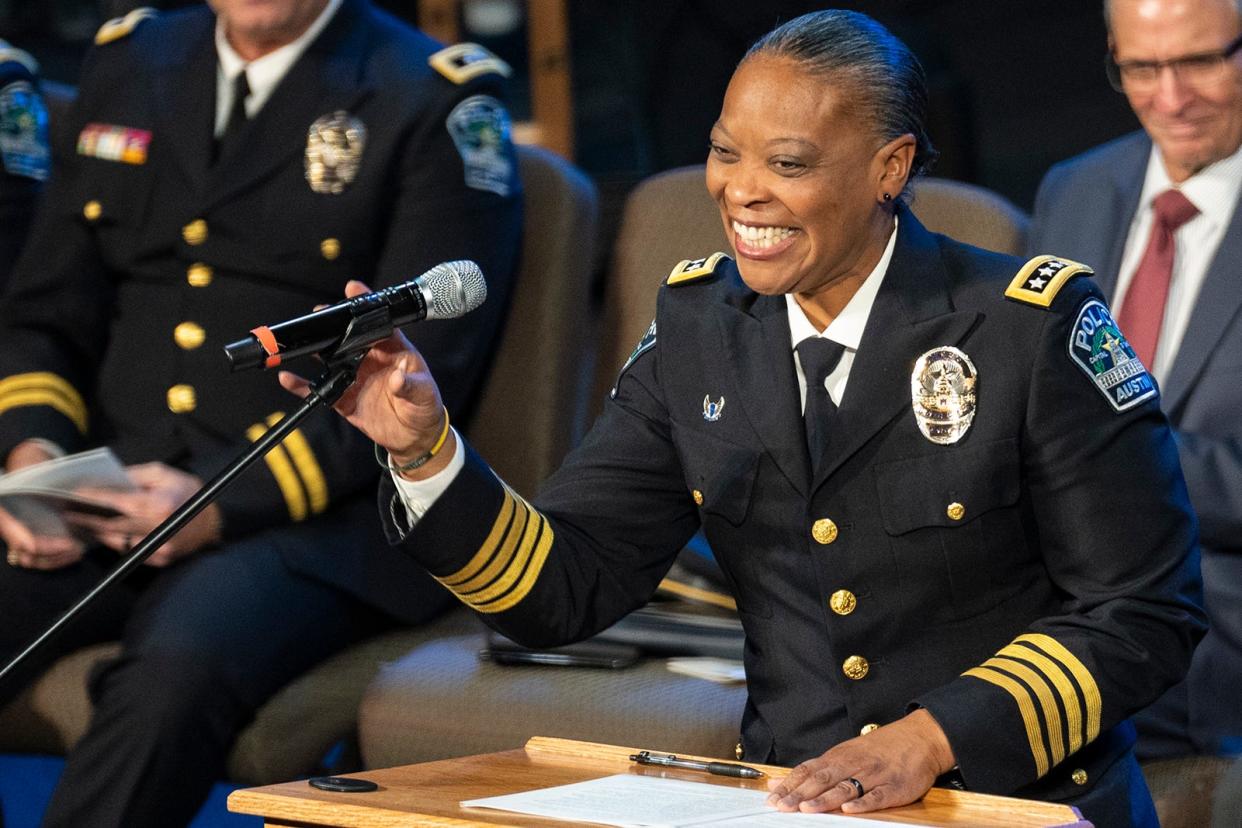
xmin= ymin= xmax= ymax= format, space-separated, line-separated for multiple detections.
xmin=630 ymin=750 xmax=765 ymax=779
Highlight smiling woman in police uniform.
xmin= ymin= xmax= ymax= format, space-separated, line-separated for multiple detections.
xmin=0 ymin=1 xmax=521 ymax=825
xmin=290 ymin=10 xmax=1200 ymax=828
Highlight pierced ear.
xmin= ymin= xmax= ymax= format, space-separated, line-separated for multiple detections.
xmin=874 ymin=133 xmax=917 ymax=200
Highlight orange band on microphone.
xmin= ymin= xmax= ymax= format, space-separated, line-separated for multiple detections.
xmin=251 ymin=326 xmax=282 ymax=368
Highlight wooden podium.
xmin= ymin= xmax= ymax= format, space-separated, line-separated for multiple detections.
xmin=227 ymin=737 xmax=1091 ymax=827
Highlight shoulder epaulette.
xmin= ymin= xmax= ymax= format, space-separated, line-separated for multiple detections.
xmin=1005 ymin=255 xmax=1093 ymax=308
xmin=429 ymin=43 xmax=512 ymax=85
xmin=95 ymin=7 xmax=157 ymax=46
xmin=666 ymin=252 xmax=730 ymax=287
xmin=0 ymin=41 xmax=38 ymax=76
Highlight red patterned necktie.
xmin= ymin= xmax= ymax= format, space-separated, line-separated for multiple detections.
xmin=1117 ymin=188 xmax=1199 ymax=367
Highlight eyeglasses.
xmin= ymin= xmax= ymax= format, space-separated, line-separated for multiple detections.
xmin=1106 ymin=32 xmax=1242 ymax=91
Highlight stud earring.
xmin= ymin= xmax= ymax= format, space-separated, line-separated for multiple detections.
xmin=882 ymin=192 xmax=893 ymax=202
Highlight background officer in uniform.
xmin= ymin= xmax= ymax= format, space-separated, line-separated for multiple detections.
xmin=1029 ymin=0 xmax=1242 ymax=759
xmin=292 ymin=11 xmax=1202 ymax=827
xmin=0 ymin=0 xmax=521 ymax=825
xmin=0 ymin=38 xmax=47 ymax=289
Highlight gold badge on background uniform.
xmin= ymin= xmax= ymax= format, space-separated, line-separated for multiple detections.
xmin=911 ymin=346 xmax=978 ymax=445
xmin=305 ymin=111 xmax=366 ymax=194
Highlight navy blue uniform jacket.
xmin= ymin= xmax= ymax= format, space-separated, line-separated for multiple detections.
xmin=384 ymin=211 xmax=1203 ymax=820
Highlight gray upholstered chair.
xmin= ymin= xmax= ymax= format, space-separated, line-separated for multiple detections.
xmin=0 ymin=143 xmax=600 ymax=786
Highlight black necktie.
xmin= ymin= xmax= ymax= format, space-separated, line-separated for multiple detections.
xmin=796 ymin=337 xmax=846 ymax=473
xmin=215 ymin=69 xmax=250 ymax=164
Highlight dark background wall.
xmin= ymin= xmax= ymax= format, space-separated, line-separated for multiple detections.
xmin=0 ymin=0 xmax=1142 ymax=211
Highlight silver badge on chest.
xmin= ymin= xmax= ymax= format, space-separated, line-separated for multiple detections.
xmin=911 ymin=346 xmax=977 ymax=444
xmin=702 ymin=395 xmax=725 ymax=422
xmin=305 ymin=111 xmax=366 ymax=194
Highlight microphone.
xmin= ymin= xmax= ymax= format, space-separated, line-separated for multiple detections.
xmin=224 ymin=261 xmax=487 ymax=371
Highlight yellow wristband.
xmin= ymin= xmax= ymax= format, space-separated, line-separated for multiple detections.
xmin=375 ymin=407 xmax=451 ymax=473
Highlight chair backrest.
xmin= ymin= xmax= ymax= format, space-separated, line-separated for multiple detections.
xmin=465 ymin=144 xmax=599 ymax=497
xmin=594 ymin=167 xmax=1031 ymax=408
xmin=909 ymin=177 xmax=1030 ymax=256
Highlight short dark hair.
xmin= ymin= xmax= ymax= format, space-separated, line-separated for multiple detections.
xmin=744 ymin=10 xmax=938 ymax=197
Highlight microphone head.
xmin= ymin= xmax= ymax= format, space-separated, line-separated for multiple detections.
xmin=418 ymin=260 xmax=487 ymax=320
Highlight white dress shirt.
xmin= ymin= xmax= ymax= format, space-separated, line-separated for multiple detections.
xmin=1112 ymin=141 xmax=1242 ymax=384
xmin=394 ymin=218 xmax=900 ymax=521
xmin=213 ymin=0 xmax=343 ymax=136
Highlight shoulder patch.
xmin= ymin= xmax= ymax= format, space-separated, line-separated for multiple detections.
xmin=0 ymin=79 xmax=49 ymax=180
xmin=0 ymin=43 xmax=38 ymax=77
xmin=446 ymin=94 xmax=513 ymax=196
xmin=95 ymin=7 xmax=157 ymax=46
xmin=610 ymin=319 xmax=657 ymax=399
xmin=1068 ymin=297 xmax=1157 ymax=412
xmin=666 ymin=252 xmax=730 ymax=287
xmin=1005 ymin=255 xmax=1093 ymax=308
xmin=429 ymin=44 xmax=512 ymax=85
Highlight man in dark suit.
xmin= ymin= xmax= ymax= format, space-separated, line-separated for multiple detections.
xmin=0 ymin=1 xmax=521 ymax=825
xmin=0 ymin=39 xmax=47 ymax=289
xmin=1029 ymin=0 xmax=1242 ymax=759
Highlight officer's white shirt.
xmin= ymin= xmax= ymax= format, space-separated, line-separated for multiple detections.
xmin=393 ymin=217 xmax=899 ymax=522
xmin=213 ymin=0 xmax=343 ymax=135
xmin=1111 ymin=140 xmax=1242 ymax=384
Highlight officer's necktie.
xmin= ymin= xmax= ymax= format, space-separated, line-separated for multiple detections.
xmin=1117 ymin=188 xmax=1199 ymax=368
xmin=796 ymin=337 xmax=846 ymax=474
xmin=214 ymin=69 xmax=251 ymax=164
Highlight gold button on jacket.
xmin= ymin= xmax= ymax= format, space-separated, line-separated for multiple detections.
xmin=829 ymin=589 xmax=857 ymax=615
xmin=811 ymin=518 xmax=838 ymax=545
xmin=842 ymin=655 xmax=869 ymax=680
xmin=947 ymin=502 xmax=966 ymax=521
xmin=182 ymin=219 xmax=208 ymax=245
xmin=83 ymin=200 xmax=103 ymax=221
xmin=691 ymin=489 xmax=704 ymax=506
xmin=186 ymin=263 xmax=213 ymax=287
xmin=320 ymin=238 xmax=341 ymax=260
xmin=174 ymin=322 xmax=205 ymax=350
xmin=860 ymin=723 xmax=879 ymax=735
xmin=1071 ymin=769 xmax=1088 ymax=786
xmin=166 ymin=384 xmax=197 ymax=413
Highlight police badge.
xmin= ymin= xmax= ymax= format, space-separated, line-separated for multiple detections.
xmin=305 ymin=111 xmax=366 ymax=194
xmin=702 ymin=395 xmax=725 ymax=422
xmin=911 ymin=346 xmax=978 ymax=444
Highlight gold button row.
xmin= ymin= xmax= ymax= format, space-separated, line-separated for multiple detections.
xmin=167 ymin=384 xmax=197 ymax=414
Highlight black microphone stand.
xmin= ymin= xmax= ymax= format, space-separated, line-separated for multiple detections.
xmin=0 ymin=305 xmax=393 ymax=691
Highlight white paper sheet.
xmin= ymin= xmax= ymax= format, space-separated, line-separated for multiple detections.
xmin=461 ymin=773 xmax=934 ymax=827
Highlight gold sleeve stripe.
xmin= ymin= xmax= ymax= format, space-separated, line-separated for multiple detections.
xmin=451 ymin=493 xmax=529 ymax=595
xmin=0 ymin=373 xmax=88 ymax=433
xmin=439 ymin=488 xmax=517 ymax=587
xmin=264 ymin=413 xmax=327 ymax=515
xmin=1000 ymin=643 xmax=1085 ymax=753
xmin=1017 ymin=633 xmax=1102 ymax=742
xmin=461 ymin=497 xmax=543 ymax=605
xmin=964 ymin=666 xmax=1050 ymax=777
xmin=436 ymin=485 xmax=554 ymax=614
xmin=246 ymin=422 xmax=308 ymax=522
xmin=476 ymin=511 xmax=554 ymax=614
xmin=984 ymin=656 xmax=1066 ymax=765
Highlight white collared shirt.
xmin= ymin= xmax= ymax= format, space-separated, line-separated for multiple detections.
xmin=394 ymin=218 xmax=900 ymax=520
xmin=787 ymin=217 xmax=898 ymax=410
xmin=213 ymin=0 xmax=343 ymax=136
xmin=1112 ymin=141 xmax=1242 ymax=383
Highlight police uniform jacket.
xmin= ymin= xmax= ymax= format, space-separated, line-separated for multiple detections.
xmin=383 ymin=209 xmax=1203 ymax=819
xmin=0 ymin=1 xmax=522 ymax=623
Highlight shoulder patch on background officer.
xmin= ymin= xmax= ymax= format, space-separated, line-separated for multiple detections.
xmin=610 ymin=318 xmax=656 ymax=399
xmin=0 ymin=79 xmax=49 ymax=180
xmin=446 ymin=95 xmax=512 ymax=196
xmin=1005 ymin=255 xmax=1093 ymax=308
xmin=95 ymin=7 xmax=157 ymax=45
xmin=0 ymin=42 xmax=39 ymax=76
xmin=429 ymin=43 xmax=512 ymax=85
xmin=1068 ymin=298 xmax=1157 ymax=412
xmin=667 ymin=252 xmax=729 ymax=286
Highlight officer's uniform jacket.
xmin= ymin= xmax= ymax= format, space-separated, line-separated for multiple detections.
xmin=0 ymin=1 xmax=522 ymax=622
xmin=384 ymin=210 xmax=1203 ymax=819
